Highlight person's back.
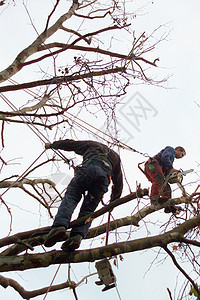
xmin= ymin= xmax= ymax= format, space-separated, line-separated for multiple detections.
xmin=47 ymin=139 xmax=123 ymax=201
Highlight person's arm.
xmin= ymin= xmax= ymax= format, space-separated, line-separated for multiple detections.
xmin=45 ymin=139 xmax=80 ymax=152
xmin=110 ymin=167 xmax=123 ymax=201
xmin=45 ymin=143 xmax=51 ymax=149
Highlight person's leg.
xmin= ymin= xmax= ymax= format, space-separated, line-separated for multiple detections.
xmin=145 ymin=160 xmax=165 ymax=203
xmin=45 ymin=162 xmax=94 ymax=249
xmin=162 ymin=182 xmax=179 ymax=214
xmin=53 ymin=178 xmax=83 ymax=228
xmin=162 ymin=182 xmax=171 ymax=199
xmin=144 ymin=161 xmax=177 ymax=213
xmin=44 ymin=177 xmax=83 ymax=247
xmin=62 ymin=164 xmax=110 ymax=250
xmin=53 ymin=162 xmax=96 ymax=228
xmin=45 ymin=163 xmax=94 ymax=247
xmin=72 ymin=165 xmax=110 ymax=237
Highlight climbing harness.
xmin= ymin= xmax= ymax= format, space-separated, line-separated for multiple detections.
xmin=138 ymin=161 xmax=150 ymax=180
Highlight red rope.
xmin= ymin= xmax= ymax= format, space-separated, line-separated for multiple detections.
xmin=105 ymin=211 xmax=111 ymax=246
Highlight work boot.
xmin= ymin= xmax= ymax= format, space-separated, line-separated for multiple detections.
xmin=150 ymin=196 xmax=159 ymax=205
xmin=158 ymin=197 xmax=169 ymax=204
xmin=164 ymin=206 xmax=177 ymax=214
xmin=164 ymin=205 xmax=183 ymax=215
xmin=44 ymin=226 xmax=67 ymax=248
xmin=61 ymin=234 xmax=83 ymax=251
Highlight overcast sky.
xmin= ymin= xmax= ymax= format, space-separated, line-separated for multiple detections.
xmin=0 ymin=1 xmax=200 ymax=299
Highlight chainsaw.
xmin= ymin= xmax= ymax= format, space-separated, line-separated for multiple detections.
xmin=168 ymin=169 xmax=194 ymax=184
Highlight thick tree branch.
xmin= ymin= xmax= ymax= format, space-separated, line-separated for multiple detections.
xmin=0 ymin=195 xmax=192 ymax=257
xmin=0 ymin=188 xmax=148 ymax=251
xmin=87 ymin=195 xmax=189 ymax=237
xmin=0 ymin=95 xmax=49 ymax=120
xmin=0 ymin=271 xmax=97 ymax=299
xmin=0 ymin=192 xmax=190 ymax=256
xmin=1 ymin=212 xmax=200 ymax=272
xmin=0 ymin=223 xmax=187 ymax=272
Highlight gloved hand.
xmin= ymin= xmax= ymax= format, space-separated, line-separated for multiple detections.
xmin=171 ymin=168 xmax=179 ymax=173
xmin=45 ymin=143 xmax=51 ymax=149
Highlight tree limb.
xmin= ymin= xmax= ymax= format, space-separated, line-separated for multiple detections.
xmin=0 ymin=188 xmax=149 ymax=251
xmin=163 ymin=245 xmax=200 ymax=297
xmin=0 ymin=67 xmax=126 ymax=92
xmin=0 ymin=0 xmax=79 ymax=82
xmin=0 ymin=274 xmax=74 ymax=299
xmin=0 ymin=227 xmax=184 ymax=272
xmin=1 ymin=212 xmax=200 ymax=272
xmin=0 ymin=178 xmax=56 ymax=189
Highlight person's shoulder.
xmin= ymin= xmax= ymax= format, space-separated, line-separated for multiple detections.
xmin=165 ymin=146 xmax=175 ymax=151
xmin=165 ymin=146 xmax=176 ymax=154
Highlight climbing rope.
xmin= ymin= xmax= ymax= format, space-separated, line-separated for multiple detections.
xmin=64 ymin=110 xmax=149 ymax=158
xmin=43 ymin=264 xmax=62 ymax=300
xmin=1 ymin=80 xmax=150 ymax=159
xmin=105 ymin=211 xmax=111 ymax=246
xmin=115 ymin=284 xmax=122 ymax=300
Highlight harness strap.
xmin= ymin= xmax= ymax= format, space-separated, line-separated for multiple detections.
xmin=83 ymin=155 xmax=113 ymax=176
xmin=138 ymin=161 xmax=151 ymax=181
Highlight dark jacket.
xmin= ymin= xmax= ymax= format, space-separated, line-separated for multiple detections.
xmin=154 ymin=146 xmax=176 ymax=175
xmin=50 ymin=139 xmax=123 ymax=201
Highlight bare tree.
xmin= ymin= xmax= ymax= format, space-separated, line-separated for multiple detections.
xmin=0 ymin=1 xmax=199 ymax=299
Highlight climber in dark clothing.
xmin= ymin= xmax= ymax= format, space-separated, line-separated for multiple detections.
xmin=144 ymin=146 xmax=186 ymax=213
xmin=44 ymin=139 xmax=123 ymax=250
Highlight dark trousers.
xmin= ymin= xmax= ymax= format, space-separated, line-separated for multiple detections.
xmin=53 ymin=160 xmax=111 ymax=238
xmin=144 ymin=159 xmax=171 ymax=198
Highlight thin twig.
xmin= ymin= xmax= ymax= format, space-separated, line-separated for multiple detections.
xmin=163 ymin=245 xmax=200 ymax=297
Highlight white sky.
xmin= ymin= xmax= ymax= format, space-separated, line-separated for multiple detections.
xmin=0 ymin=0 xmax=200 ymax=299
